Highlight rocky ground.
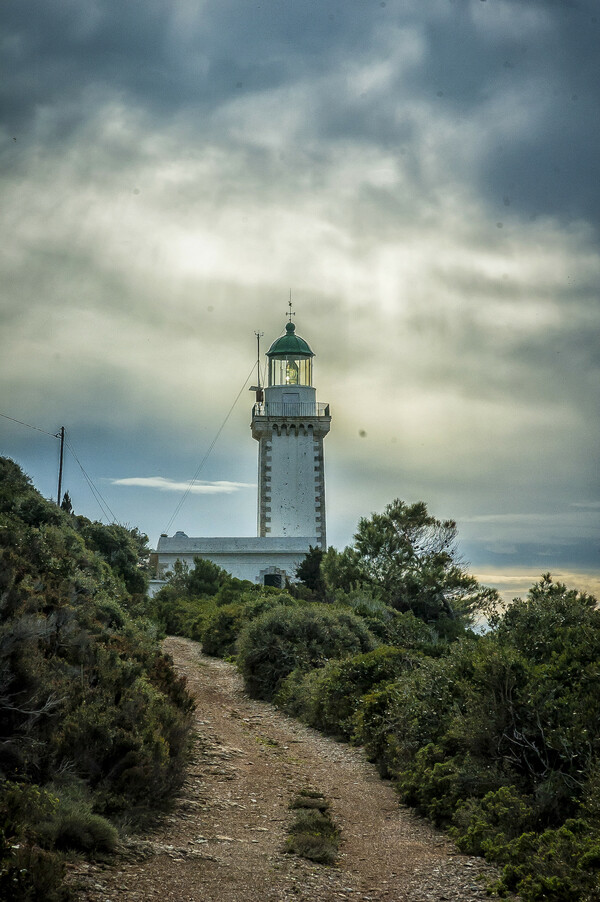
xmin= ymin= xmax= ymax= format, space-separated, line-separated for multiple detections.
xmin=70 ymin=637 xmax=511 ymax=902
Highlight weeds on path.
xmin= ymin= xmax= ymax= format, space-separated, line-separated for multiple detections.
xmin=285 ymin=790 xmax=340 ymax=865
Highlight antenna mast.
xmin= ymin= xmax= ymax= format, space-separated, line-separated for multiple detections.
xmin=254 ymin=330 xmax=264 ymax=391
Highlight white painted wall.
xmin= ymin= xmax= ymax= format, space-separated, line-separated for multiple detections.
xmin=253 ymin=381 xmax=329 ymax=545
xmin=268 ymin=429 xmax=319 ymax=537
xmin=150 ymin=534 xmax=318 ymax=596
xmin=265 ymin=384 xmax=315 ymax=405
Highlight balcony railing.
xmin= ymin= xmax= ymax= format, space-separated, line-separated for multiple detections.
xmin=252 ymin=402 xmax=330 ymax=418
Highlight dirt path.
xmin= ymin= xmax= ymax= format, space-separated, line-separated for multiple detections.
xmin=73 ymin=637 xmax=505 ymax=902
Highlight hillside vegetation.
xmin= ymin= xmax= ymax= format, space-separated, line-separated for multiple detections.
xmin=155 ymin=500 xmax=600 ymax=902
xmin=0 ymin=459 xmax=194 ymax=901
xmin=3 ymin=462 xmax=599 ymax=902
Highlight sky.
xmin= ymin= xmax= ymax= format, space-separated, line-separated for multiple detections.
xmin=1 ymin=0 xmax=599 ymax=603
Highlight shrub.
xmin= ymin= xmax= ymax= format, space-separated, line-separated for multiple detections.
xmin=53 ymin=810 xmax=118 ymax=854
xmin=354 ymin=648 xmax=459 ymax=777
xmin=201 ymin=603 xmax=247 ymax=657
xmin=287 ymin=646 xmax=420 ymax=740
xmin=0 ymin=781 xmax=58 ymax=843
xmin=0 ymin=781 xmax=71 ymax=902
xmin=353 ymin=681 xmax=405 ymax=776
xmin=213 ymin=580 xmax=270 ymax=607
xmin=237 ymin=604 xmax=377 ymax=701
xmin=451 ymin=785 xmax=536 ymax=857
xmin=36 ymin=784 xmax=118 ymax=855
xmin=273 ymin=667 xmax=321 ymax=721
xmin=0 ymin=460 xmax=195 ymax=901
xmin=147 ymin=590 xmax=217 ymax=640
xmin=290 ymin=790 xmax=330 ymax=812
xmin=201 ymin=592 xmax=302 ymax=658
xmin=0 ymin=842 xmax=72 ymax=902
xmin=493 ymin=820 xmax=600 ymax=902
xmin=187 ymin=558 xmax=231 ymax=597
xmin=340 ymin=594 xmax=438 ymax=649
xmin=398 ymin=743 xmax=464 ymax=825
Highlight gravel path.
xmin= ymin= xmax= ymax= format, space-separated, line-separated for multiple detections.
xmin=72 ymin=637 xmax=508 ymax=902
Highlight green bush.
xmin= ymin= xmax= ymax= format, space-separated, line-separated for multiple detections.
xmin=0 ymin=458 xmax=195 ymax=900
xmin=353 ymin=681 xmax=405 ymax=776
xmin=213 ymin=580 xmax=274 ymax=607
xmin=0 ymin=782 xmax=58 ymax=842
xmin=242 ymin=591 xmax=301 ymax=618
xmin=52 ymin=810 xmax=118 ymax=855
xmin=398 ymin=743 xmax=464 ymax=825
xmin=237 ymin=604 xmax=377 ymax=701
xmin=451 ymin=785 xmax=536 ymax=857
xmin=340 ymin=594 xmax=438 ymax=649
xmin=281 ymin=646 xmax=420 ymax=740
xmin=354 ymin=649 xmax=460 ymax=777
xmin=187 ymin=558 xmax=231 ymax=597
xmin=201 ymin=591 xmax=302 ymax=657
xmin=147 ymin=588 xmax=217 ymax=640
xmin=36 ymin=783 xmax=118 ymax=854
xmin=272 ymin=667 xmax=321 ymax=721
xmin=0 ymin=842 xmax=72 ymax=902
xmin=201 ymin=602 xmax=247 ymax=657
xmin=147 ymin=555 xmax=247 ymax=640
xmin=493 ymin=820 xmax=600 ymax=902
xmin=0 ymin=782 xmax=70 ymax=901
xmin=348 ymin=576 xmax=600 ymax=900
xmin=290 ymin=790 xmax=330 ymax=812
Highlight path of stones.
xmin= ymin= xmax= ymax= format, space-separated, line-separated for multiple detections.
xmin=73 ymin=637 xmax=508 ymax=902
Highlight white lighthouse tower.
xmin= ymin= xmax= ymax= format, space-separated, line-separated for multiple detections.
xmin=252 ymin=317 xmax=331 ymax=548
xmin=151 ymin=314 xmax=331 ymax=591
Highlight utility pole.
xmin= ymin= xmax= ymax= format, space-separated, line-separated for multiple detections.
xmin=56 ymin=426 xmax=65 ymax=506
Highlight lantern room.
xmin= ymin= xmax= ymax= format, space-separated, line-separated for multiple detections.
xmin=266 ymin=322 xmax=314 ymax=387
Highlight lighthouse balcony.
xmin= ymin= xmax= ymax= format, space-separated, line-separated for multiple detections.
xmin=253 ymin=401 xmax=330 ymax=418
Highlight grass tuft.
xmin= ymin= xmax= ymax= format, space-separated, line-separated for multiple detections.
xmin=285 ymin=789 xmax=339 ymax=865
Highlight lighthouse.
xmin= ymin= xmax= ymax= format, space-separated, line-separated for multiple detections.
xmin=252 ymin=319 xmax=331 ymax=547
xmin=151 ymin=314 xmax=331 ymax=591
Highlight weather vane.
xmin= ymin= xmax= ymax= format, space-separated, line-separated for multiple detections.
xmin=287 ymin=291 xmax=295 ymax=323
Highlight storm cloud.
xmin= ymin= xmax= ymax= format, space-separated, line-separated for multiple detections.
xmin=1 ymin=0 xmax=598 ymax=594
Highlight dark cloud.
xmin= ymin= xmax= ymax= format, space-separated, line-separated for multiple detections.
xmin=1 ymin=0 xmax=598 ymax=585
xmin=465 ymin=537 xmax=599 ymax=572
xmin=483 ymin=105 xmax=600 ymax=228
xmin=3 ymin=0 xmax=599 ymax=230
xmin=1 ymin=0 xmax=375 ymax=133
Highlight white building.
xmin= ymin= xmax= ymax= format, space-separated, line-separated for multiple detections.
xmin=150 ymin=319 xmax=331 ymax=593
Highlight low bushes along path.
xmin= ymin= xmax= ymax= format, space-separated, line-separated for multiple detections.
xmin=73 ymin=637 xmax=509 ymax=902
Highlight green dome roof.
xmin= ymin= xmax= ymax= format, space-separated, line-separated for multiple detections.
xmin=266 ymin=322 xmax=314 ymax=358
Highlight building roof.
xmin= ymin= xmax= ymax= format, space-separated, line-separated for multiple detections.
xmin=156 ymin=535 xmax=318 ymax=554
xmin=267 ymin=322 xmax=314 ymax=358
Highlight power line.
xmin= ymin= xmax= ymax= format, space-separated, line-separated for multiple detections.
xmin=0 ymin=412 xmax=59 ymax=438
xmin=163 ymin=361 xmax=256 ymax=535
xmin=64 ymin=433 xmax=120 ymax=525
xmin=3 ymin=412 xmax=121 ymax=525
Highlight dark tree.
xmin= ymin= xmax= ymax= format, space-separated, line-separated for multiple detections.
xmin=345 ymin=499 xmax=498 ymax=629
xmin=60 ymin=491 xmax=73 ymax=514
xmin=296 ymin=545 xmax=326 ymax=599
xmin=188 ymin=557 xmax=229 ymax=597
